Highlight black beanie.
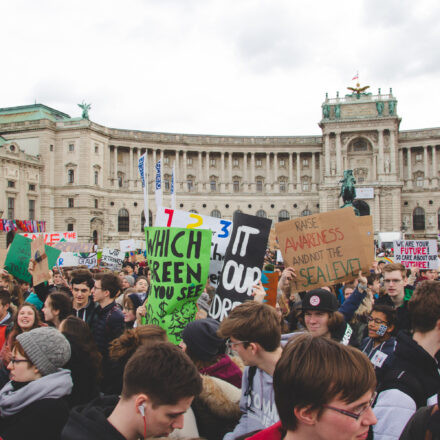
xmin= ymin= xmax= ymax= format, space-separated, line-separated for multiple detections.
xmin=182 ymin=318 xmax=224 ymax=362
xmin=301 ymin=288 xmax=339 ymax=312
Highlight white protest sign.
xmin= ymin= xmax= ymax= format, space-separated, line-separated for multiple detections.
xmin=102 ymin=248 xmax=125 ymax=269
xmin=120 ymin=239 xmax=136 ymax=252
xmin=276 ymin=250 xmax=283 ymax=263
xmin=394 ymin=240 xmax=439 ymax=269
xmin=154 ymin=206 xmax=233 ymax=287
xmin=20 ymin=232 xmax=77 ymax=246
xmin=57 ymin=252 xmax=80 ymax=267
xmin=78 ymin=253 xmax=98 ymax=269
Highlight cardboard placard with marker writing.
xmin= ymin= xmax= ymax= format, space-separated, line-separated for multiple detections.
xmin=144 ymin=227 xmax=211 ymax=344
xmin=30 ymin=235 xmax=50 ymax=286
xmin=275 ymin=208 xmax=371 ymax=293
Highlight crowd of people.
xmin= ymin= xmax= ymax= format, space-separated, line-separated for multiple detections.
xmin=0 ymin=237 xmax=439 ymax=439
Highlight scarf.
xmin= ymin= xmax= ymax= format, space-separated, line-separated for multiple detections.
xmin=0 ymin=368 xmax=73 ymax=417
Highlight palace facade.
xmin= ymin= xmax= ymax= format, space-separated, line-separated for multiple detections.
xmin=0 ymin=87 xmax=439 ymax=247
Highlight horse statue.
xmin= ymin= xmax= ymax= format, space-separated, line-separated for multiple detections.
xmin=339 ymin=169 xmax=360 ymax=215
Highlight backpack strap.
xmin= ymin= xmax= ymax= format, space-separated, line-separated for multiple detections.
xmin=245 ymin=366 xmax=257 ymax=412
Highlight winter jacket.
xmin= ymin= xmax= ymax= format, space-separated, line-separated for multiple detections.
xmin=0 ymin=312 xmax=12 ymax=351
xmin=223 ymin=366 xmax=279 ymax=440
xmin=192 ymin=375 xmax=242 ymax=440
xmin=360 ymin=336 xmax=397 ymax=382
xmin=373 ymin=331 xmax=440 ymax=440
xmin=376 ymin=294 xmax=412 ymax=332
xmin=62 ymin=395 xmax=125 ymax=440
xmin=73 ymin=298 xmax=96 ymax=327
xmin=247 ymin=421 xmax=284 ymax=440
xmin=200 ymin=354 xmax=243 ymax=389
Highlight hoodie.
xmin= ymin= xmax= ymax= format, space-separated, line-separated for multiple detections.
xmin=200 ymin=354 xmax=243 ymax=389
xmin=62 ymin=395 xmax=125 ymax=440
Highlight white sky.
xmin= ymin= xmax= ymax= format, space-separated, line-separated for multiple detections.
xmin=2 ymin=0 xmax=439 ymax=136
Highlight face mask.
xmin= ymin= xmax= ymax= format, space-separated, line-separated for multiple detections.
xmin=376 ymin=324 xmax=387 ymax=337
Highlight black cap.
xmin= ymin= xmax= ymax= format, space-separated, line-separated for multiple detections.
xmin=301 ymin=289 xmax=339 ymax=312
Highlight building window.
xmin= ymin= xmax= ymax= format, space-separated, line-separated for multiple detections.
xmin=29 ymin=200 xmax=35 ymax=220
xmin=352 ymin=139 xmax=368 ymax=152
xmin=233 ymin=158 xmax=239 ymax=167
xmin=94 ymin=199 xmax=98 ymax=209
xmin=210 ymin=158 xmax=216 ymax=166
xmin=118 ymin=174 xmax=123 ymax=188
xmin=302 ymin=209 xmax=312 ymax=217
xmin=67 ymin=223 xmax=74 ymax=231
xmin=164 ymin=176 xmax=170 ymax=191
xmin=416 ymin=176 xmax=424 ymax=187
xmin=94 ymin=171 xmax=99 ymax=185
xmin=68 ymin=198 xmax=74 ymax=208
xmin=94 ymin=144 xmax=99 ymax=153
xmin=233 ymin=210 xmax=242 ymax=217
xmin=7 ymin=198 xmax=14 ymax=219
xmin=211 ymin=209 xmax=221 ymax=218
xmin=415 ymin=153 xmax=422 ymax=162
xmin=279 ymin=179 xmax=287 ymax=192
xmin=413 ymin=207 xmax=425 ymax=230
xmin=302 ymin=179 xmax=310 ymax=192
xmin=280 ymin=159 xmax=285 ymax=166
xmin=256 ymin=159 xmax=262 ymax=167
xmin=187 ymin=179 xmax=194 ymax=191
xmin=7 ymin=180 xmax=15 ymax=188
xmin=189 ymin=209 xmax=198 ymax=214
xmin=118 ymin=208 xmax=130 ymax=232
xmin=67 ymin=169 xmax=74 ymax=184
xmin=256 ymin=209 xmax=267 ymax=218
xmin=302 ymin=159 xmax=309 ymax=167
xmin=278 ymin=210 xmax=290 ymax=222
xmin=256 ymin=179 xmax=263 ymax=192
xmin=29 ymin=184 xmax=36 ymax=191
xmin=187 ymin=157 xmax=193 ymax=166
xmin=50 ymin=145 xmax=54 ymax=152
xmin=68 ymin=143 xmax=74 ymax=152
xmin=233 ymin=180 xmax=240 ymax=193
xmin=210 ymin=180 xmax=217 ymax=192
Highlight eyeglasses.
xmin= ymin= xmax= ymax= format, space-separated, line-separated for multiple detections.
xmin=367 ymin=316 xmax=388 ymax=325
xmin=323 ymin=392 xmax=377 ymax=420
xmin=226 ymin=339 xmax=249 ymax=350
xmin=10 ymin=357 xmax=31 ymax=365
xmin=383 ymin=279 xmax=403 ymax=284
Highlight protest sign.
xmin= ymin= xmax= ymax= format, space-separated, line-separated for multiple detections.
xmin=268 ymin=228 xmax=280 ymax=250
xmin=261 ymin=271 xmax=278 ymax=308
xmin=120 ymin=239 xmax=136 ymax=252
xmin=356 ymin=216 xmax=375 ymax=262
xmin=393 ymin=240 xmax=439 ymax=269
xmin=53 ymin=242 xmax=94 ymax=253
xmin=209 ymin=212 xmax=272 ymax=321
xmin=155 ymin=206 xmax=233 ymax=288
xmin=57 ymin=252 xmax=80 ymax=267
xmin=276 ymin=250 xmax=283 ymax=263
xmin=4 ymin=235 xmax=61 ymax=283
xmin=20 ymin=231 xmax=77 ymax=246
xmin=144 ymin=227 xmax=211 ymax=344
xmin=78 ymin=253 xmax=98 ymax=269
xmin=0 ymin=249 xmax=7 ymax=269
xmin=101 ymin=248 xmax=125 ymax=269
xmin=30 ymin=235 xmax=50 ymax=286
xmin=275 ymin=208 xmax=370 ymax=293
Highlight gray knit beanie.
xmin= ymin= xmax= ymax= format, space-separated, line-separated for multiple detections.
xmin=16 ymin=327 xmax=71 ymax=376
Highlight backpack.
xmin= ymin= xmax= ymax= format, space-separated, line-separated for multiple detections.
xmin=244 ymin=366 xmax=258 ymax=412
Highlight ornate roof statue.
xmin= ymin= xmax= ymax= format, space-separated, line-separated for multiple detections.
xmin=346 ymin=83 xmax=371 ymax=99
xmin=78 ymin=101 xmax=91 ymax=120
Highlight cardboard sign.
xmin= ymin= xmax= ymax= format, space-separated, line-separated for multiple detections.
xmin=155 ymin=206 xmax=233 ymax=288
xmin=268 ymin=228 xmax=280 ymax=250
xmin=78 ymin=253 xmax=98 ymax=269
xmin=275 ymin=208 xmax=370 ymax=293
xmin=101 ymin=248 xmax=125 ymax=269
xmin=209 ymin=212 xmax=272 ymax=321
xmin=120 ymin=239 xmax=136 ymax=252
xmin=0 ymin=249 xmax=7 ymax=269
xmin=57 ymin=252 xmax=80 ymax=267
xmin=53 ymin=242 xmax=94 ymax=253
xmin=144 ymin=227 xmax=211 ymax=344
xmin=4 ymin=235 xmax=61 ymax=283
xmin=393 ymin=240 xmax=439 ymax=269
xmin=30 ymin=235 xmax=50 ymax=286
xmin=20 ymin=231 xmax=77 ymax=245
xmin=356 ymin=216 xmax=375 ymax=262
xmin=261 ymin=271 xmax=279 ymax=308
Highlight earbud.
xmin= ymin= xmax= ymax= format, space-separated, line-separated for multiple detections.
xmin=138 ymin=405 xmax=145 ymax=416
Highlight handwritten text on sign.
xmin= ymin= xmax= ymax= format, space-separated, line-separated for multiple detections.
xmin=275 ymin=208 xmax=370 ymax=292
xmin=394 ymin=240 xmax=439 ymax=269
xmin=20 ymin=232 xmax=77 ymax=246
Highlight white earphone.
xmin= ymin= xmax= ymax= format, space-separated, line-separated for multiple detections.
xmin=138 ymin=404 xmax=145 ymax=416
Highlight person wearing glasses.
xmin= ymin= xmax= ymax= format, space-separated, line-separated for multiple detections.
xmin=373 ymin=280 xmax=440 ymax=440
xmin=247 ymin=333 xmax=377 ymax=440
xmin=360 ymin=304 xmax=397 ymax=381
xmin=0 ymin=326 xmax=72 ymax=440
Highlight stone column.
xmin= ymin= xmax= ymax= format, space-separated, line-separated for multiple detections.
xmin=129 ymin=147 xmax=133 ymax=185
xmin=220 ymin=152 xmax=225 ymax=192
xmin=312 ymin=153 xmax=316 ymax=190
xmin=407 ymin=148 xmax=412 ymax=189
xmin=289 ymin=152 xmax=294 ymax=191
xmin=251 ymin=153 xmax=255 ymax=191
xmin=378 ymin=130 xmax=384 ymax=175
xmin=175 ymin=150 xmax=179 ymax=190
xmin=399 ymin=148 xmax=404 ymax=180
xmin=183 ymin=151 xmax=187 ymax=191
xmin=335 ymin=132 xmax=342 ymax=176
xmin=266 ymin=153 xmax=270 ymax=191
xmin=198 ymin=151 xmax=203 ymax=190
xmin=296 ymin=152 xmax=301 ymax=190
xmin=432 ymin=146 xmax=438 ymax=187
xmin=318 ymin=153 xmax=323 ymax=183
xmin=273 ymin=152 xmax=278 ymax=186
xmin=389 ymin=130 xmax=396 ymax=174
xmin=374 ymin=192 xmax=381 ymax=232
xmin=205 ymin=152 xmax=210 ymax=184
xmin=324 ymin=134 xmax=330 ymax=177
xmin=228 ymin=153 xmax=233 ymax=192
xmin=424 ymin=146 xmax=429 ymax=184
xmin=113 ymin=146 xmax=118 ymax=185
xmin=243 ymin=153 xmax=248 ymax=192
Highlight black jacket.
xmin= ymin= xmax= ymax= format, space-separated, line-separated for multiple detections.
xmin=62 ymin=395 xmax=125 ymax=440
xmin=73 ymin=298 xmax=96 ymax=327
xmin=0 ymin=397 xmax=69 ymax=440
xmin=375 ymin=294 xmax=411 ymax=332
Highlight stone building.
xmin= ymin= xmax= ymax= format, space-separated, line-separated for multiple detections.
xmin=0 ymin=85 xmax=439 ymax=247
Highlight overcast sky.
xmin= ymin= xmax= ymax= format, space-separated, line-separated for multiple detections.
xmin=2 ymin=0 xmax=439 ymax=136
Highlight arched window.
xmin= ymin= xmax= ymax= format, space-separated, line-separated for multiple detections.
xmin=210 ymin=209 xmax=221 ymax=218
xmin=256 ymin=209 xmax=267 ymax=218
xmin=92 ymin=230 xmax=98 ymax=245
xmin=233 ymin=210 xmax=242 ymax=217
xmin=301 ymin=209 xmax=312 ymax=217
xmin=278 ymin=210 xmax=290 ymax=222
xmin=67 ymin=169 xmax=74 ymax=184
xmin=118 ymin=208 xmax=130 ymax=232
xmin=189 ymin=209 xmax=198 ymax=214
xmin=413 ymin=207 xmax=425 ymax=231
xmin=94 ymin=171 xmax=99 ymax=185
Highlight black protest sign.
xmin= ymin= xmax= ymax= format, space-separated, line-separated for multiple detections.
xmin=209 ymin=212 xmax=272 ymax=321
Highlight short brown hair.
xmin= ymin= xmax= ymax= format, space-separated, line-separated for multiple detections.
xmin=274 ymin=334 xmax=376 ymax=431
xmin=217 ymin=301 xmax=281 ymax=352
xmin=408 ymin=280 xmax=440 ymax=333
xmin=382 ymin=263 xmax=406 ymax=278
xmin=121 ymin=342 xmax=202 ymax=405
xmin=95 ymin=273 xmax=121 ymax=298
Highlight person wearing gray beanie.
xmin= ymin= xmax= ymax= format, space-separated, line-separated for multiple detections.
xmin=0 ymin=327 xmax=73 ymax=440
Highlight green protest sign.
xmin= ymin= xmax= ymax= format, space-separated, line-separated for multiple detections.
xmin=144 ymin=227 xmax=211 ymax=344
xmin=4 ymin=235 xmax=61 ymax=283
